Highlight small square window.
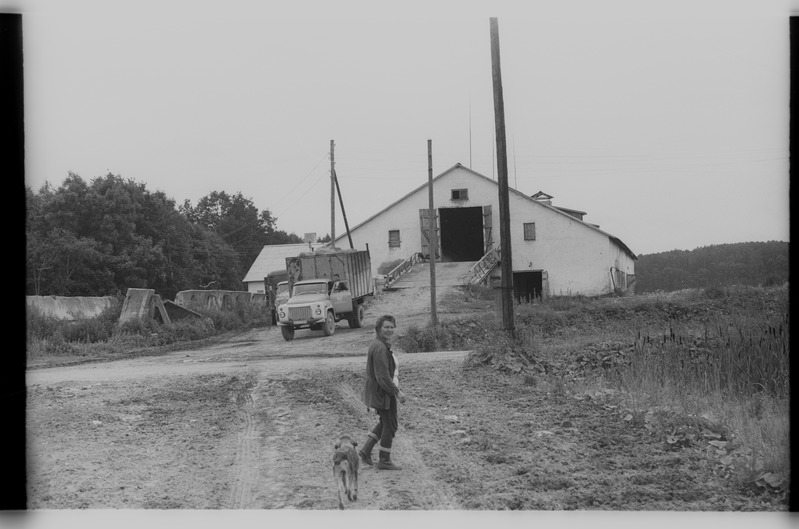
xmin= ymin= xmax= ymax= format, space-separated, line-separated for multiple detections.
xmin=388 ymin=230 xmax=401 ymax=248
xmin=523 ymin=222 xmax=536 ymax=241
xmin=451 ymin=188 xmax=469 ymax=201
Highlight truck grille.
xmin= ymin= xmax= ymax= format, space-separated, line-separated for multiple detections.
xmin=288 ymin=306 xmax=312 ymax=320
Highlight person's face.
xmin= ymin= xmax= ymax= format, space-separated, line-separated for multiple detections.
xmin=377 ymin=320 xmax=396 ymax=343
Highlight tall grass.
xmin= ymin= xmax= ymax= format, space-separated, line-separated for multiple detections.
xmin=405 ymin=284 xmax=790 ymax=490
xmin=615 ymin=313 xmax=789 ymax=399
xmin=597 ymin=288 xmax=790 ymax=486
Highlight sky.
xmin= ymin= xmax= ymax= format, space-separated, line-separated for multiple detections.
xmin=9 ymin=0 xmax=793 ymax=256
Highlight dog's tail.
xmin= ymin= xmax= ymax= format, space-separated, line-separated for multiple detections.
xmin=338 ymin=459 xmax=351 ymax=480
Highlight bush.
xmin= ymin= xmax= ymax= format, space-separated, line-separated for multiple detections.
xmin=398 ymin=319 xmax=488 ymax=354
xmin=26 ymin=305 xmax=61 ymax=342
xmin=27 ymin=331 xmax=76 ymax=359
xmin=466 ymin=327 xmax=542 ymax=374
xmin=378 ymin=259 xmax=405 ymax=275
xmin=399 ymin=325 xmax=439 ymax=354
xmin=704 ymin=284 xmax=727 ymax=299
xmin=145 ymin=317 xmax=216 ymax=346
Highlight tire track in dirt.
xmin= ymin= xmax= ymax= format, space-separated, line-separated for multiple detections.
xmin=336 ymin=382 xmax=461 ymax=510
xmin=228 ymin=383 xmax=259 ymax=508
xmin=227 ymin=379 xmax=300 ymax=509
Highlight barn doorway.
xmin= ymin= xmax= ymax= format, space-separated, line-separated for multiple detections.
xmin=513 ymin=271 xmax=543 ymax=302
xmin=439 ymin=207 xmax=484 ymax=262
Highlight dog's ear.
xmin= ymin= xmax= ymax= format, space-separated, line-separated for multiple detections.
xmin=351 ymin=440 xmax=358 ymax=447
xmin=334 ymin=440 xmax=341 ymax=449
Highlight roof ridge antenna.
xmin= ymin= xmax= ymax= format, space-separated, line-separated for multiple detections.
xmin=469 ymin=93 xmax=473 ymax=169
xmin=513 ymin=135 xmax=517 ymax=190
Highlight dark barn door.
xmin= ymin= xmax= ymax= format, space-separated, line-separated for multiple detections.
xmin=439 ymin=207 xmax=484 ymax=262
xmin=513 ymin=271 xmax=543 ymax=302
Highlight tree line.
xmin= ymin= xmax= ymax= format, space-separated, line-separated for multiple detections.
xmin=634 ymin=241 xmax=789 ymax=293
xmin=26 ymin=172 xmax=319 ymax=299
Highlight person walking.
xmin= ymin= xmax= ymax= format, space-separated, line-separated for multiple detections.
xmin=359 ymin=314 xmax=406 ymax=470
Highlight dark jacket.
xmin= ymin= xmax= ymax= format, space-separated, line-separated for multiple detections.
xmin=361 ymin=337 xmax=399 ymax=410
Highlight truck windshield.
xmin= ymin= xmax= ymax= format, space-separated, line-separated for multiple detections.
xmin=292 ymin=283 xmax=327 ymax=295
xmin=276 ymin=283 xmax=289 ymax=295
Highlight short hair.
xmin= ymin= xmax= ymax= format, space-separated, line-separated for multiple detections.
xmin=375 ymin=314 xmax=396 ymax=332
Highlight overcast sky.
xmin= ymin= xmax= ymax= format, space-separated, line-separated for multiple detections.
xmin=11 ymin=0 xmax=792 ymax=255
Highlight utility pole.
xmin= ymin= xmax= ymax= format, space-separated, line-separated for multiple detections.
xmin=428 ymin=139 xmax=438 ymax=327
xmin=332 ymin=170 xmax=354 ymax=249
xmin=330 ymin=140 xmax=336 ymax=247
xmin=490 ymin=17 xmax=515 ymax=332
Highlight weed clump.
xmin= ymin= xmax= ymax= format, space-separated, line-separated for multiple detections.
xmin=466 ymin=328 xmax=545 ymax=374
xmin=398 ymin=320 xmax=485 ymax=353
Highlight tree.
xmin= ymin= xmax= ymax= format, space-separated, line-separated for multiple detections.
xmin=26 ymin=174 xmax=305 ymax=297
xmin=180 ymin=191 xmax=299 ymax=283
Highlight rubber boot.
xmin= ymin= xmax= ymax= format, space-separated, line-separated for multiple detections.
xmin=358 ymin=433 xmax=378 ymax=466
xmin=376 ymin=446 xmax=402 ymax=470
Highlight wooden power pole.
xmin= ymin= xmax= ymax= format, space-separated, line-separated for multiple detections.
xmin=330 ymin=140 xmax=336 ymax=246
xmin=490 ymin=17 xmax=515 ymax=332
xmin=428 ymin=139 xmax=438 ymax=327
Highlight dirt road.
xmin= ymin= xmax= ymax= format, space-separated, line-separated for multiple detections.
xmin=26 ymin=282 xmax=475 ymax=510
xmin=26 ymin=279 xmax=787 ymax=512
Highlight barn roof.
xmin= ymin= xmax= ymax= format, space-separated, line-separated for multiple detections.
xmin=335 ymin=163 xmax=637 ymax=260
xmin=242 ymin=242 xmax=323 ymax=283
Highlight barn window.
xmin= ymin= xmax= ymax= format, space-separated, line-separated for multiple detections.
xmin=523 ymin=222 xmax=536 ymax=241
xmin=388 ymin=230 xmax=401 ymax=248
xmin=451 ymin=188 xmax=469 ymax=201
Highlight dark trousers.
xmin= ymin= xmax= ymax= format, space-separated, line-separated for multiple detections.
xmin=371 ymin=396 xmax=398 ymax=451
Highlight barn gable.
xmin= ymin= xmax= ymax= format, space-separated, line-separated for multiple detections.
xmin=331 ymin=163 xmax=637 ymax=297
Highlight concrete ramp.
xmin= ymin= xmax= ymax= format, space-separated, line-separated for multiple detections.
xmin=384 ymin=261 xmax=475 ymax=290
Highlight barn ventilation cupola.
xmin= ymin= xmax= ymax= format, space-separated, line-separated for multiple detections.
xmin=531 ymin=191 xmax=588 ymax=222
xmin=530 ymin=190 xmax=553 ymax=205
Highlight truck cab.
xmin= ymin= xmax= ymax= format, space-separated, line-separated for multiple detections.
xmin=276 ymin=278 xmax=365 ymax=341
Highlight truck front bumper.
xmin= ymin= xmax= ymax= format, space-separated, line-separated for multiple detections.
xmin=277 ymin=317 xmax=326 ymax=328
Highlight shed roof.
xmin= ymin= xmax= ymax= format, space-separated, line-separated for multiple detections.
xmin=242 ymin=243 xmax=323 ymax=283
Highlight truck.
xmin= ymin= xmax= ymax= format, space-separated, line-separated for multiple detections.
xmin=264 ymin=269 xmax=289 ymax=325
xmin=276 ymin=248 xmax=373 ymax=341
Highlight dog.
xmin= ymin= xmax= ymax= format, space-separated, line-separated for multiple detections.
xmin=333 ymin=435 xmax=359 ymax=509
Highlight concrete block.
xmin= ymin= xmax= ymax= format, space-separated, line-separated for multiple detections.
xmin=118 ymin=288 xmax=155 ymax=325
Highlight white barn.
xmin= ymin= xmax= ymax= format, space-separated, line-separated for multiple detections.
xmin=331 ymin=163 xmax=636 ymax=298
xmin=242 ymin=242 xmax=323 ymax=293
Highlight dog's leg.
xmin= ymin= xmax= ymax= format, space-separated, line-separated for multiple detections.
xmin=337 ymin=471 xmax=345 ymax=510
xmin=346 ymin=470 xmax=353 ymax=501
xmin=352 ymin=470 xmax=358 ymax=502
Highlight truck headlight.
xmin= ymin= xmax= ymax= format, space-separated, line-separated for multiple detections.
xmin=278 ymin=307 xmax=286 ymax=319
xmin=314 ymin=305 xmax=322 ymax=316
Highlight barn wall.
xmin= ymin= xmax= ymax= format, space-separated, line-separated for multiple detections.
xmin=338 ymin=165 xmax=635 ymax=296
xmin=343 ymin=168 xmax=502 ymax=276
xmin=248 ymin=281 xmax=265 ymax=294
xmin=506 ymin=192 xmax=615 ymax=296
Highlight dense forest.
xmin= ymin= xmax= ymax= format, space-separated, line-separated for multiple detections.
xmin=634 ymin=241 xmax=789 ymax=293
xmin=26 ymin=173 xmax=308 ymax=299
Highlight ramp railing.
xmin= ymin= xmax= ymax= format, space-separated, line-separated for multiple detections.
xmin=383 ymin=252 xmax=424 ymax=289
xmin=467 ymin=246 xmax=501 ymax=285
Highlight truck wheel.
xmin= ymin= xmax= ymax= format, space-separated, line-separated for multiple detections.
xmin=322 ymin=311 xmax=336 ymax=336
xmin=348 ymin=303 xmax=364 ymax=328
xmin=280 ymin=326 xmax=295 ymax=341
